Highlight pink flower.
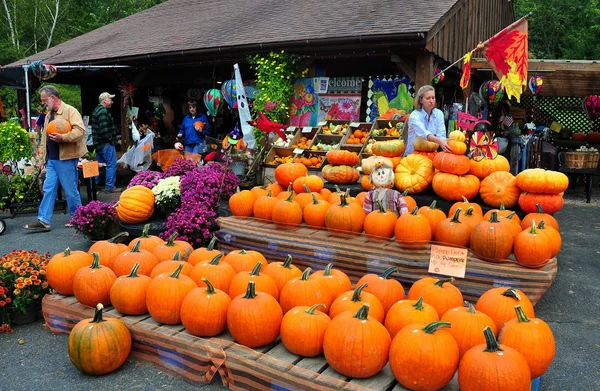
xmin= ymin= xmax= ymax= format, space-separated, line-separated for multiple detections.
xmin=338 ymin=99 xmax=355 ymax=113
xmin=299 ymin=111 xmax=312 ymax=126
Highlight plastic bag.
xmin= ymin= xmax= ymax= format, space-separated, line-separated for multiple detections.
xmin=117 ymin=131 xmax=154 ymax=172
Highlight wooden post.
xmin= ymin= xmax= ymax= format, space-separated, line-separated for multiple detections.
xmin=415 ymin=51 xmax=435 ymax=91
xmin=120 ymin=95 xmax=132 ymax=148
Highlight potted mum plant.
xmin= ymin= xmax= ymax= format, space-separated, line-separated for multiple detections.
xmin=69 ymin=201 xmax=120 ymax=241
xmin=152 ymin=176 xmax=181 ymax=214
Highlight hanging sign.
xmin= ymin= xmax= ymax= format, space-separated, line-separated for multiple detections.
xmin=428 ymin=245 xmax=468 ymax=278
xmin=82 ymin=161 xmax=99 ymax=178
xmin=327 ymin=77 xmax=363 ymax=93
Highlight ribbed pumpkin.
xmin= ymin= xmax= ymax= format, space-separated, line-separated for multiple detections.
xmin=389 ymin=321 xmax=459 ymax=391
xmin=109 ymin=263 xmax=152 ymax=315
xmin=150 ymin=252 xmax=193 ymax=278
xmin=384 ymin=297 xmax=439 ymax=339
xmin=228 ymin=188 xmax=256 ymax=217
xmin=447 ymin=139 xmax=467 ymax=155
xmin=432 ymin=172 xmax=480 ymax=201
xmin=518 ymin=191 xmax=564 ymax=214
xmin=250 ymin=184 xmax=271 ymax=199
xmin=87 ymin=232 xmax=129 ymax=270
xmin=294 ymin=185 xmax=323 ymax=209
xmin=469 ymin=155 xmax=510 ymax=179
xmin=448 ymin=196 xmax=483 ymax=217
xmin=479 ymin=170 xmax=522 ymax=208
xmin=470 ymin=211 xmax=514 ymax=260
xmin=413 ymin=136 xmax=439 ymax=152
xmin=146 ymin=264 xmax=197 ymax=324
xmin=112 ymin=241 xmax=159 ymax=277
xmin=326 ymin=150 xmax=360 ymax=166
xmin=321 ymin=164 xmax=360 ymax=184
xmin=394 ymin=206 xmax=431 ymax=247
xmin=433 ymin=152 xmax=470 ymax=175
xmin=499 ymin=305 xmax=556 ymax=378
xmin=516 ymin=168 xmax=569 ymax=194
xmin=152 ymin=233 xmax=193 ymax=262
xmin=222 ymin=249 xmax=268 ymax=274
xmin=46 ymin=248 xmax=93 ymax=295
xmin=371 ymin=139 xmax=405 ymax=157
xmin=280 ymin=304 xmax=331 ymax=357
xmin=73 ymin=253 xmax=117 ymax=307
xmin=274 ymin=162 xmax=308 ymax=187
xmin=312 ymin=263 xmax=352 ymax=299
xmin=475 ymin=288 xmax=535 ymax=332
xmin=303 ymin=194 xmax=330 ymax=227
xmin=458 ymin=327 xmax=531 ymax=391
xmin=521 ymin=204 xmax=560 ymax=231
xmin=513 ymin=220 xmax=553 ymax=268
xmin=227 ymin=281 xmax=283 ymax=348
xmin=272 ymin=191 xmax=303 ymax=228
xmin=127 ymin=224 xmax=164 ymax=252
xmin=356 ymin=267 xmax=405 ymax=314
xmin=328 ymin=283 xmax=385 ymax=322
xmin=292 ymin=174 xmax=324 ymax=194
xmin=262 ymin=254 xmax=302 ymax=292
xmin=180 ymin=278 xmax=232 ymax=337
xmin=189 ymin=253 xmax=236 ymax=294
xmin=441 ymin=301 xmax=498 ymax=358
xmin=418 ymin=200 xmax=447 ymax=237
xmin=325 ymin=194 xmax=366 ymax=234
xmin=68 ymin=304 xmax=131 ymax=375
xmin=323 ymin=304 xmax=391 ymax=378
xmin=363 ymin=200 xmax=398 ymax=239
xmin=279 ymin=267 xmax=333 ymax=314
xmin=361 ymin=155 xmax=394 ymax=175
xmin=228 ymin=262 xmax=279 ymax=300
xmin=47 ymin=118 xmax=72 ymax=135
xmin=394 ymin=154 xmax=434 ymax=194
xmin=461 ymin=206 xmax=484 ymax=231
xmin=536 ymin=221 xmax=562 ymax=258
xmin=408 ymin=277 xmax=464 ymax=318
xmin=434 ymin=208 xmax=472 ymax=247
xmin=187 ymin=236 xmax=220 ymax=266
xmin=116 ymin=185 xmax=154 ymax=223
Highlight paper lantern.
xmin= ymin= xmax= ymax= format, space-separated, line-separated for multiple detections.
xmin=583 ymin=95 xmax=600 ymax=122
xmin=432 ymin=68 xmax=445 ymax=85
xmin=479 ymin=80 xmax=504 ymax=108
xmin=221 ymin=79 xmax=237 ymax=108
xmin=203 ymin=89 xmax=222 ymax=117
xmin=528 ymin=76 xmax=543 ymax=95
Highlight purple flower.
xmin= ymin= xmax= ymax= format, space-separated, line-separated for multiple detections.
xmin=128 ymin=170 xmax=163 ymax=189
xmin=162 ymin=158 xmax=200 ymax=177
xmin=69 ymin=201 xmax=118 ymax=240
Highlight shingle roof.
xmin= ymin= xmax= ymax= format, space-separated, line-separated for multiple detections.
xmin=10 ymin=0 xmax=459 ymax=66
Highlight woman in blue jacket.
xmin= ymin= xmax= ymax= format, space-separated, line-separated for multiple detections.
xmin=176 ymin=100 xmax=210 ymax=153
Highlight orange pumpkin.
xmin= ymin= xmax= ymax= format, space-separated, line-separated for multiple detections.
xmin=536 ymin=221 xmax=562 ymax=258
xmin=109 ymin=263 xmax=152 ymax=315
xmin=228 ymin=262 xmax=279 ymax=300
xmin=294 ymin=185 xmax=323 ymax=209
xmin=250 ymin=184 xmax=270 ymax=199
xmin=521 ymin=204 xmax=560 ymax=231
xmin=328 ymin=283 xmax=385 ymax=322
xmin=146 ymin=264 xmax=197 ymax=324
xmin=274 ymin=162 xmax=308 ymax=187
xmin=303 ymin=194 xmax=330 ymax=227
xmin=326 ymin=150 xmax=359 ymax=166
xmin=325 ymin=194 xmax=366 ymax=234
xmin=46 ymin=248 xmax=93 ymax=295
xmin=447 ymin=139 xmax=467 ymax=155
xmin=469 ymin=155 xmax=510 ymax=179
xmin=180 ymin=278 xmax=232 ymax=337
xmin=112 ymin=241 xmax=159 ymax=277
xmin=418 ymin=200 xmax=447 ymax=237
xmin=229 ymin=188 xmax=256 ymax=217
xmin=312 ymin=263 xmax=352 ymax=299
xmin=266 ymin=182 xmax=285 ymax=197
xmin=363 ymin=200 xmax=398 ymax=239
xmin=149 ymin=251 xmax=193 ymax=278
xmin=448 ymin=196 xmax=483 ymax=217
xmin=408 ymin=277 xmax=464 ymax=318
xmin=394 ymin=206 xmax=431 ymax=247
xmin=292 ymin=174 xmax=324 ymax=194
xmin=188 ymin=236 xmax=220 ymax=266
xmin=384 ymin=297 xmax=439 ymax=339
xmin=222 ymin=249 xmax=267 ymax=274
xmin=432 ymin=172 xmax=480 ymax=201
xmin=371 ymin=139 xmax=405 ymax=157
xmin=47 ymin=118 xmax=72 ymax=135
xmin=479 ymin=171 xmax=521 ymax=208
xmin=280 ymin=304 xmax=331 ymax=357
xmin=321 ymin=164 xmax=360 ymax=184
xmin=433 ymin=152 xmax=470 ymax=175
xmin=475 ymin=287 xmax=535 ymax=333
xmin=401 ymin=189 xmax=417 ymax=211
xmin=152 ymin=233 xmax=193 ymax=262
xmin=279 ymin=267 xmax=333 ymax=314
xmin=262 ymin=254 xmax=302 ymax=293
xmin=252 ymin=190 xmax=278 ymax=221
xmin=272 ymin=191 xmax=303 ymax=228
xmin=516 ymin=168 xmax=569 ymax=194
xmin=513 ymin=220 xmax=554 ymax=268
xmin=127 ymin=224 xmax=164 ymax=252
xmin=87 ymin=232 xmax=129 ymax=270
xmin=355 ymin=191 xmax=367 ymax=206
xmin=441 ymin=302 xmax=498 ymax=358
xmin=518 ymin=191 xmax=564 ymax=214
xmin=189 ymin=253 xmax=236 ymax=294
xmin=319 ymin=187 xmax=332 ymax=200
xmin=73 ymin=253 xmax=117 ymax=307
xmin=434 ymin=207 xmax=472 ymax=247
xmin=394 ymin=154 xmax=434 ymax=194
xmin=470 ymin=211 xmax=514 ymax=261
xmin=461 ymin=206 xmax=484 ymax=231
xmin=356 ymin=267 xmax=405 ymax=314
xmin=116 ymin=186 xmax=155 ymax=224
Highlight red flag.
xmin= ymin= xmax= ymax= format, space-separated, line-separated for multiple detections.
xmin=460 ymin=50 xmax=475 ymax=90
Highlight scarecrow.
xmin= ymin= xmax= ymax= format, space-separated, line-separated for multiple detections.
xmin=362 ymin=161 xmax=409 ymax=216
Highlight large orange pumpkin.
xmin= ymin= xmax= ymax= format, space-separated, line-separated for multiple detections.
xmin=479 ymin=171 xmax=521 ymax=208
xmin=447 ymin=139 xmax=467 ymax=155
xmin=262 ymin=254 xmax=302 ymax=293
xmin=469 ymin=155 xmax=510 ymax=179
xmin=109 ymin=263 xmax=152 ymax=315
xmin=292 ymin=175 xmax=324 ymax=194
xmin=434 ymin=208 xmax=473 ymax=247
xmin=418 ymin=200 xmax=447 ymax=237
xmin=280 ymin=304 xmax=331 ymax=357
xmin=470 ymin=211 xmax=514 ymax=261
xmin=432 ymin=172 xmax=480 ymax=201
xmin=363 ymin=200 xmax=398 ymax=239
xmin=394 ymin=154 xmax=434 ymax=194
xmin=180 ymin=278 xmax=232 ymax=337
xmin=536 ymin=221 xmax=562 ymax=258
xmin=47 ymin=118 xmax=72 ymax=135
xmin=146 ymin=264 xmax=197 ymax=324
xmin=325 ymin=194 xmax=366 ymax=234
xmin=274 ymin=162 xmax=308 ymax=187
xmin=111 ymin=241 xmax=159 ymax=277
xmin=47 ymin=248 xmax=93 ymax=295
xmin=326 ymin=150 xmax=359 ymax=166
xmin=312 ymin=263 xmax=352 ymax=299
xmin=271 ymin=191 xmax=303 ymax=228
xmin=516 ymin=168 xmax=569 ymax=194
xmin=408 ymin=277 xmax=464 ymax=318
xmin=475 ymin=287 xmax=535 ymax=332
xmin=73 ymin=253 xmax=117 ymax=307
xmin=518 ymin=192 xmax=564 ymax=214
xmin=252 ymin=190 xmax=278 ymax=221
xmin=87 ymin=232 xmax=129 ymax=270
xmin=433 ymin=152 xmax=471 ymax=175
xmin=152 ymin=233 xmax=193 ymax=262
xmin=149 ymin=252 xmax=193 ymax=278
xmin=394 ymin=206 xmax=431 ymax=246
xmin=116 ymin=186 xmax=155 ymax=224
xmin=321 ymin=164 xmax=360 ymax=184
xmin=513 ymin=220 xmax=554 ymax=268
xmin=356 ymin=267 xmax=405 ymax=314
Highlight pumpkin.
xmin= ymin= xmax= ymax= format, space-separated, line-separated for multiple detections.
xmin=189 ymin=253 xmax=236 ymax=294
xmin=433 ymin=152 xmax=470 ymax=175
xmin=516 ymin=168 xmax=569 ymax=194
xmin=228 ymin=262 xmax=279 ymax=300
xmin=323 ymin=304 xmax=391 ymax=378
xmin=389 ymin=321 xmax=459 ymax=391
xmin=521 ymin=203 xmax=560 ymax=231
xmin=312 ymin=263 xmax=352 ymax=299
xmin=361 ymin=155 xmax=393 ymax=175
xmin=469 ymin=155 xmax=510 ymax=179
xmin=513 ymin=220 xmax=554 ymax=268
xmin=303 ymin=194 xmax=330 ymax=227
xmin=356 ymin=267 xmax=405 ymax=314
xmin=401 ymin=189 xmax=417 ymax=211
xmin=394 ymin=154 xmax=434 ymax=194
xmin=325 ymin=194 xmax=366 ymax=234
xmin=293 ymin=174 xmax=324 ymax=194
xmin=68 ymin=304 xmax=131 ymax=375
xmin=146 ymin=264 xmax=197 ymax=324
xmin=229 ymin=188 xmax=256 ymax=217
xmin=152 ymin=233 xmax=193 ymax=262
xmin=321 ymin=164 xmax=360 ymax=184
xmin=441 ymin=301 xmax=498 ymax=358
xmin=518 ymin=192 xmax=564 ymax=214
xmin=280 ymin=304 xmax=331 ymax=357
xmin=47 ymin=248 xmax=93 ymax=295
xmin=112 ymin=240 xmax=159 ymax=277
xmin=47 ymin=118 xmax=72 ymax=135
xmin=413 ymin=136 xmax=439 ymax=152
xmin=279 ymin=267 xmax=333 ymax=314
xmin=271 ymin=191 xmax=303 ymax=228
xmin=266 ymin=182 xmax=285 ymax=197
xmin=227 ymin=281 xmax=283 ymax=348
xmin=447 ymin=139 xmax=467 ymax=155
xmin=250 ymin=184 xmax=270 ymax=199
xmin=434 ymin=207 xmax=472 ymax=247
xmin=372 ymin=139 xmax=406 ymax=157
xmin=499 ymin=211 xmax=523 ymax=239
xmin=328 ymin=283 xmax=385 ymax=322
xmin=252 ymin=190 xmax=278 ymax=221
xmin=448 ymin=130 xmax=466 ymax=142
xmin=355 ymin=191 xmax=368 ymax=206
xmin=459 ymin=327 xmax=531 ymax=391
xmin=180 ymin=278 xmax=232 ymax=337
xmin=109 ymin=263 xmax=151 ymax=315
xmin=127 ymin=224 xmax=164 ymax=252
xmin=448 ymin=196 xmax=483 ymax=218
xmin=326 ymin=150 xmax=360 ymax=166
xmin=479 ymin=171 xmax=521 ymax=208
xmin=327 ymin=187 xmax=361 ymax=206
xmin=87 ymin=232 xmax=129 ymax=270
xmin=432 ymin=172 xmax=480 ymax=201
xmin=116 ymin=185 xmax=155 ymax=224
xmin=363 ymin=200 xmax=398 ymax=239
xmin=482 ymin=202 xmax=519 ymax=223
xmin=384 ymin=297 xmax=439 ymax=339
xmin=188 ymin=236 xmax=220 ymax=266
xmin=408 ymin=277 xmax=464 ymax=318
xmin=149 ymin=251 xmax=193 ymax=278
xmin=73 ymin=253 xmax=117 ymax=307
xmin=461 ymin=206 xmax=484 ymax=231
xmin=499 ymin=305 xmax=556 ymax=378
xmin=319 ymin=187 xmax=332 ymax=200
xmin=475 ymin=287 xmax=535 ymax=332
xmin=274 ymin=162 xmax=308 ymax=187
xmin=536 ymin=221 xmax=562 ymax=258
xmin=294 ymin=185 xmax=323 ymax=209
xmin=394 ymin=206 xmax=431 ymax=247
xmin=412 ymin=150 xmax=438 ymax=160
xmin=222 ymin=249 xmax=268 ymax=274
xmin=360 ymin=174 xmax=373 ymax=190
xmin=470 ymin=212 xmax=514 ymax=260
xmin=262 ymin=254 xmax=302 ymax=292
xmin=418 ymin=200 xmax=447 ymax=237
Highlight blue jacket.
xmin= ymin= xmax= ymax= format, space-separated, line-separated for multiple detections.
xmin=179 ymin=113 xmax=210 ymax=146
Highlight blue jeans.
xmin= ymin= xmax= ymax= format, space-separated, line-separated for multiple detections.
xmin=96 ymin=143 xmax=117 ymax=190
xmin=184 ymin=143 xmax=205 ymax=154
xmin=38 ymin=159 xmax=82 ymax=225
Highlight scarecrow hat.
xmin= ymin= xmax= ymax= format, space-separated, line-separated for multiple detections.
xmin=228 ymin=125 xmax=243 ymax=144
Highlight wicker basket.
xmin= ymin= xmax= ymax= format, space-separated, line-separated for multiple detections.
xmin=564 ymin=151 xmax=600 ymax=169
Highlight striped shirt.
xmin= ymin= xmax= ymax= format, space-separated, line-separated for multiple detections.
xmin=363 ymin=189 xmax=409 ymax=216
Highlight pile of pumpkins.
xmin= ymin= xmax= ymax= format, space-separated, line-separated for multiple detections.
xmin=47 ymin=239 xmax=554 ymax=390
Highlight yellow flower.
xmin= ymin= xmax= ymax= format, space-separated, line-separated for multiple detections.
xmin=13 ymin=289 xmax=21 ymax=295
xmin=16 ymin=283 xmax=25 ymax=289
xmin=2 ymin=262 xmax=9 ymax=268
xmin=42 ymin=282 xmax=48 ymax=289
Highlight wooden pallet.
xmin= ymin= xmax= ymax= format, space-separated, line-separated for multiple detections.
xmin=217 ymin=216 xmax=558 ymax=305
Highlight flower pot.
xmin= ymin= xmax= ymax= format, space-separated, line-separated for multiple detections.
xmin=10 ymin=303 xmax=40 ymax=325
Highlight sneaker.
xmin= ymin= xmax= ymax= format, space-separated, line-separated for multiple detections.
xmin=24 ymin=220 xmax=51 ymax=231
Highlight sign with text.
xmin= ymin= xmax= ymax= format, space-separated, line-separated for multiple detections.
xmin=428 ymin=245 xmax=468 ymax=278
xmin=82 ymin=161 xmax=99 ymax=178
xmin=302 ymin=127 xmax=313 ymax=133
xmin=293 ymin=148 xmax=305 ymax=154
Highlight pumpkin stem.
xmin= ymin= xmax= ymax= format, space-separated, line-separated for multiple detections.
xmin=434 ymin=277 xmax=454 ymax=288
xmin=128 ymin=263 xmax=141 ymax=277
xmin=301 ymin=267 xmax=312 ymax=280
xmin=529 ymin=219 xmax=538 ymax=234
xmin=169 ymin=263 xmax=184 ymax=279
xmin=450 ymin=208 xmax=462 ymax=223
xmin=90 ymin=252 xmax=102 ymax=269
xmin=323 ymin=263 xmax=334 ymax=276
xmin=353 ymin=303 xmax=371 ymax=320
xmin=286 ymin=183 xmax=293 ymax=192
xmin=140 ymin=224 xmax=151 ymax=238
xmin=209 ymin=253 xmax=224 ymax=265
xmin=422 ymin=321 xmax=452 ymax=334
xmin=429 ymin=200 xmax=438 ymax=209
xmin=410 ymin=206 xmax=419 ymax=215
xmin=402 ymin=189 xmax=410 ymax=196
xmin=462 ymin=196 xmax=469 ymax=203
xmin=131 ymin=240 xmax=142 ymax=253
xmin=107 ymin=232 xmax=129 ymax=243
xmin=380 ymin=267 xmax=398 ymax=279
xmin=536 ymin=203 xmax=545 ymax=214
xmin=537 ymin=221 xmax=546 ymax=230
xmin=334 ymin=185 xmax=342 ymax=194
xmin=413 ymin=296 xmax=425 ymax=311
xmin=285 ymin=190 xmax=296 ymax=202
xmin=91 ymin=303 xmax=105 ymax=323
xmin=250 ymin=262 xmax=263 ymax=276
xmin=506 ymin=211 xmax=517 ymax=220
xmin=465 ymin=301 xmax=477 ymax=314
xmin=351 ymin=283 xmax=368 ymax=302
xmin=239 ymin=249 xmax=248 ymax=255
xmin=501 ymin=288 xmax=521 ymax=300
xmin=488 ymin=211 xmax=500 ymax=223
xmin=310 ymin=193 xmax=320 ymax=205
xmin=499 ymin=203 xmax=506 ymax=210
xmin=303 ymin=184 xmax=311 ymax=194
xmin=166 ymin=232 xmax=178 ymax=246
xmin=282 ymin=254 xmax=294 ymax=269
xmin=266 ymin=190 xmax=273 ymax=197
xmin=172 ymin=251 xmax=181 ymax=261
xmin=514 ymin=305 xmax=531 ymax=323
xmin=243 ymin=281 xmax=257 ymax=299
xmin=482 ymin=326 xmax=503 ymax=353
xmin=339 ymin=193 xmax=349 ymax=206
xmin=201 ymin=278 xmax=217 ymax=295
xmin=463 ymin=207 xmax=475 ymax=217
xmin=305 ymin=303 xmax=325 ymax=315
xmin=63 ymin=247 xmax=71 ymax=256
xmin=206 ymin=236 xmax=218 ymax=251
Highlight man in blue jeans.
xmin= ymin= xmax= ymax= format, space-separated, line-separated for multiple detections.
xmin=176 ymin=100 xmax=210 ymax=154
xmin=91 ymin=92 xmax=121 ymax=192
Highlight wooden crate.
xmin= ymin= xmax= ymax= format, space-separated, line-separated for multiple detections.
xmin=264 ymin=147 xmax=295 ymax=168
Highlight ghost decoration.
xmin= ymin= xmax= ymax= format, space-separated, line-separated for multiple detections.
xmin=234 ymin=63 xmax=256 ymax=149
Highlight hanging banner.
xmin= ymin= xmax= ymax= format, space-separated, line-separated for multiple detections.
xmin=460 ymin=50 xmax=475 ymax=90
xmin=234 ymin=64 xmax=256 ymax=149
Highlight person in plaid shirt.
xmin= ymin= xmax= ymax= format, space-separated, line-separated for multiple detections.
xmin=363 ymin=161 xmax=409 ymax=216
xmin=91 ymin=92 xmax=120 ymax=192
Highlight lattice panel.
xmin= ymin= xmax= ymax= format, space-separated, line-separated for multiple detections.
xmin=516 ymin=96 xmax=600 ymax=133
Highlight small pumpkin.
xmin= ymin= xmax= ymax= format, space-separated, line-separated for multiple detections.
xmin=413 ymin=136 xmax=439 ymax=152
xmin=441 ymin=301 xmax=498 ymax=358
xmin=394 ymin=154 xmax=434 ymax=194
xmin=516 ymin=168 xmax=569 ymax=194
xmin=325 ymin=194 xmax=366 ymax=234
xmin=271 ymin=191 xmax=303 ymax=228
xmin=326 ymin=150 xmax=360 ymax=166
xmin=361 ymin=155 xmax=393 ymax=175
xmin=312 ymin=263 xmax=352 ymax=299
xmin=109 ymin=263 xmax=151 ymax=315
xmin=87 ymin=232 xmax=129 ymax=270
xmin=448 ymin=130 xmax=466 ymax=142
xmin=356 ymin=267 xmax=405 ymax=314
xmin=229 ymin=188 xmax=256 ymax=217
xmin=222 ymin=249 xmax=268 ymax=274
xmin=518 ymin=191 xmax=564 ymax=214
xmin=274 ymin=162 xmax=308 ymax=187
xmin=434 ymin=207 xmax=472 ymax=247
xmin=146 ymin=264 xmax=197 ymax=324
xmin=479 ymin=170 xmax=521 ymax=208
xmin=294 ymin=184 xmax=323 ymax=210
xmin=279 ymin=267 xmax=333 ymax=314
xmin=448 ymin=196 xmax=483 ymax=217
xmin=432 ymin=172 xmax=480 ymax=201
xmin=513 ymin=220 xmax=554 ymax=268
xmin=447 ymin=139 xmax=467 ymax=155
xmin=116 ymin=185 xmax=155 ymax=224
xmin=433 ymin=152 xmax=470 ymax=175
xmin=189 ymin=253 xmax=236 ymax=294
xmin=303 ymin=194 xmax=330 ymax=227
xmin=394 ymin=206 xmax=431 ymax=247
xmin=470 ymin=211 xmax=514 ymax=261
xmin=328 ymin=283 xmax=385 ymax=322
xmin=73 ymin=253 xmax=117 ymax=307
xmin=407 ymin=277 xmax=464 ymax=318
xmin=152 ymin=233 xmax=193 ymax=262
xmin=461 ymin=206 xmax=484 ymax=231
xmin=280 ymin=304 xmax=331 ymax=357
xmin=180 ymin=278 xmax=232 ymax=337
xmin=262 ymin=254 xmax=302 ymax=292
xmin=536 ymin=220 xmax=562 ymax=258
xmin=46 ymin=248 xmax=93 ymax=295
xmin=228 ymin=261 xmax=279 ymax=300
xmin=250 ymin=184 xmax=271 ymax=199
xmin=363 ymin=200 xmax=398 ymax=239
xmin=127 ymin=224 xmax=164 ymax=252
xmin=187 ymin=236 xmax=220 ymax=266
xmin=475 ymin=287 xmax=535 ymax=332
xmin=401 ymin=189 xmax=417 ymax=211
xmin=149 ymin=251 xmax=193 ymax=278
xmin=482 ymin=202 xmax=519 ymax=223
xmin=47 ymin=118 xmax=72 ymax=135
xmin=266 ymin=182 xmax=285 ymax=197
xmin=418 ymin=200 xmax=447 ymax=237
xmin=521 ymin=203 xmax=560 ymax=231
xmin=293 ymin=174 xmax=324 ymax=194
xmin=321 ymin=164 xmax=360 ymax=184
xmin=384 ymin=296 xmax=439 ymax=339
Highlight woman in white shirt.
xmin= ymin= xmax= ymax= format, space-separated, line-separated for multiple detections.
xmin=405 ymin=85 xmax=452 ymax=154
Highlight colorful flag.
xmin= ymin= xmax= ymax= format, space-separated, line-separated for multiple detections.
xmin=460 ymin=50 xmax=475 ymax=90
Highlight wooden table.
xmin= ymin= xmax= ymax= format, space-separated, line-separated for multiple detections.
xmin=559 ymin=167 xmax=599 ymax=203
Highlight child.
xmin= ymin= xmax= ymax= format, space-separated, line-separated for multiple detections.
xmin=362 ymin=161 xmax=409 ymax=216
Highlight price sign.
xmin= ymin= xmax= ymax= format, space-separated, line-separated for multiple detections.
xmin=82 ymin=161 xmax=99 ymax=178
xmin=287 ymin=126 xmax=296 ymax=133
xmin=293 ymin=148 xmax=305 ymax=154
xmin=428 ymin=244 xmax=468 ymax=278
xmin=302 ymin=127 xmax=312 ymax=133
xmin=350 ymin=122 xmax=360 ymax=127
xmin=318 ymin=121 xmax=327 ymax=126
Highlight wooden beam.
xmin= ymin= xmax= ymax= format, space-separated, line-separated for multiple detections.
xmin=391 ymin=54 xmax=416 ymax=81
xmin=415 ymin=51 xmax=435 ymax=91
xmin=471 ymin=58 xmax=600 ymax=73
xmin=120 ymin=95 xmax=132 ymax=148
